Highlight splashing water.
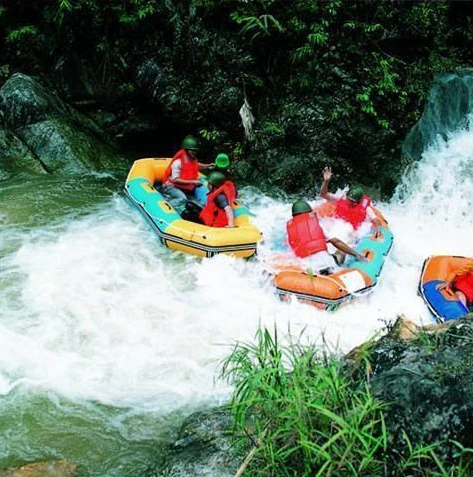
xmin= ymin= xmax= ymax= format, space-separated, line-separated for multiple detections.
xmin=0 ymin=123 xmax=473 ymax=473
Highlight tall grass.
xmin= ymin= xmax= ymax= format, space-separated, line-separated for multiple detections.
xmin=221 ymin=326 xmax=473 ymax=477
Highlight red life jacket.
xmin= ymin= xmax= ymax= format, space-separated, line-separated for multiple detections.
xmin=335 ymin=194 xmax=371 ymax=229
xmin=163 ymin=149 xmax=199 ymax=191
xmin=200 ymin=181 xmax=236 ymax=227
xmin=286 ymin=212 xmax=327 ymax=258
xmin=224 ymin=180 xmax=237 ymax=199
xmin=453 ymin=273 xmax=473 ymax=304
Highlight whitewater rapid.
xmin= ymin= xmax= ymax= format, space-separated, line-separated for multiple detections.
xmin=1 ymin=124 xmax=473 ymax=415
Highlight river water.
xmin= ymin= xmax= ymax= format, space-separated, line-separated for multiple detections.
xmin=1 ymin=123 xmax=473 ymax=475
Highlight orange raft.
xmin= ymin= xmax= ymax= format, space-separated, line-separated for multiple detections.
xmin=273 ymin=202 xmax=393 ymax=311
xmin=418 ymin=255 xmax=472 ymax=322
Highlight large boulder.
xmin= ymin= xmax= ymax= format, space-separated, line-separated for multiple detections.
xmin=0 ymin=74 xmax=122 ymax=176
xmin=0 ymin=74 xmax=70 ymax=131
xmin=360 ymin=315 xmax=473 ymax=461
xmin=403 ymin=69 xmax=473 ymax=162
xmin=0 ymin=130 xmax=45 ymax=180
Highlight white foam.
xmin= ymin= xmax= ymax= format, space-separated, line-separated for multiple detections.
xmin=0 ymin=123 xmax=473 ymax=412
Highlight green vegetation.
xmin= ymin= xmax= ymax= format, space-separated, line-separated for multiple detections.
xmin=1 ymin=1 xmax=471 ymax=127
xmin=1 ymin=1 xmax=473 ymax=193
xmin=221 ymin=326 xmax=473 ymax=476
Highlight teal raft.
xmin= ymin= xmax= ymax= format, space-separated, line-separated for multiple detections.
xmin=273 ymin=203 xmax=393 ymax=310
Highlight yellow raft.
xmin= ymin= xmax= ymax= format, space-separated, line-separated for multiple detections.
xmin=124 ymin=158 xmax=262 ymax=258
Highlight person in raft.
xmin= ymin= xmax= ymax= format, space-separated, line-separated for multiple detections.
xmin=444 ymin=262 xmax=473 ymax=311
xmin=214 ymin=152 xmax=230 ymax=172
xmin=199 ymin=171 xmax=237 ymax=228
xmin=320 ymin=166 xmax=381 ymax=231
xmin=162 ymin=135 xmax=214 ymax=209
xmin=213 ymin=152 xmax=237 ymax=199
xmin=286 ymin=200 xmax=366 ymax=274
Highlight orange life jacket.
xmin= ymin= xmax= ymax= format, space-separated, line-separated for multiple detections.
xmin=200 ymin=181 xmax=236 ymax=227
xmin=447 ymin=261 xmax=473 ymax=282
xmin=335 ymin=194 xmax=371 ymax=229
xmin=163 ymin=149 xmax=199 ymax=191
xmin=453 ymin=272 xmax=473 ymax=304
xmin=286 ymin=212 xmax=327 ymax=258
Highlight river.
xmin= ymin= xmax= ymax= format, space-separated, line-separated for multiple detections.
xmin=1 ymin=121 xmax=473 ymax=475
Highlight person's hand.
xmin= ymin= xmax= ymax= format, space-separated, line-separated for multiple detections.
xmin=207 ymin=164 xmax=215 ymax=170
xmin=323 ymin=166 xmax=332 ymax=182
xmin=436 ymin=283 xmax=452 ymax=293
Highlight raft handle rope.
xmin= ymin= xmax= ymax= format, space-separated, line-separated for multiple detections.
xmin=271 ymin=264 xmax=370 ymax=298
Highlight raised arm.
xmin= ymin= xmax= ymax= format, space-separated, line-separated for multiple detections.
xmin=320 ymin=166 xmax=337 ymax=201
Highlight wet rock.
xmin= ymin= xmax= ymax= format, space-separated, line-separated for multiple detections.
xmin=0 ymin=73 xmax=122 ymax=175
xmin=0 ymin=459 xmax=77 ymax=477
xmin=403 ymin=69 xmax=473 ymax=162
xmin=0 ymin=130 xmax=45 ymax=179
xmin=0 ymin=74 xmax=69 ymax=131
xmin=157 ymin=315 xmax=473 ymax=474
xmin=19 ymin=120 xmax=116 ymax=173
xmin=157 ymin=407 xmax=241 ymax=477
xmin=364 ymin=315 xmax=473 ymax=461
xmin=386 ymin=314 xmax=419 ymax=340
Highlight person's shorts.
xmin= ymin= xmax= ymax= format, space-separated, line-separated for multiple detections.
xmin=304 ymin=251 xmax=338 ymax=275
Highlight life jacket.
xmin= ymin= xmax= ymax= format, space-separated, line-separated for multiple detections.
xmin=224 ymin=180 xmax=237 ymax=199
xmin=163 ymin=149 xmax=199 ymax=191
xmin=286 ymin=212 xmax=327 ymax=258
xmin=199 ymin=181 xmax=236 ymax=227
xmin=452 ymin=272 xmax=473 ymax=304
xmin=335 ymin=194 xmax=371 ymax=229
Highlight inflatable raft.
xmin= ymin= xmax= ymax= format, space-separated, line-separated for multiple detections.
xmin=124 ymin=158 xmax=262 ymax=258
xmin=273 ymin=202 xmax=393 ymax=310
xmin=418 ymin=255 xmax=472 ymax=322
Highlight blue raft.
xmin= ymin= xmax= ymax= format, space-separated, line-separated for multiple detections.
xmin=418 ymin=255 xmax=471 ymax=322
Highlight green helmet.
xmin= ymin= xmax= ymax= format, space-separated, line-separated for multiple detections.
xmin=291 ymin=200 xmax=312 ymax=217
xmin=207 ymin=171 xmax=226 ymax=188
xmin=182 ymin=135 xmax=199 ymax=151
xmin=215 ymin=153 xmax=230 ymax=169
xmin=346 ymin=185 xmax=364 ymax=203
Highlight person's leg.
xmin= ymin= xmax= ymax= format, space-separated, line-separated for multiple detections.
xmin=162 ymin=184 xmax=188 ymax=212
xmin=455 ymin=290 xmax=468 ymax=308
xmin=182 ymin=200 xmax=204 ymax=223
xmin=306 ymin=251 xmax=337 ymax=275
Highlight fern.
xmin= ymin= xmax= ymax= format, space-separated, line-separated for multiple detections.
xmin=58 ymin=0 xmax=72 ymax=11
xmin=6 ymin=26 xmax=38 ymax=43
xmin=231 ymin=13 xmax=283 ymax=41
